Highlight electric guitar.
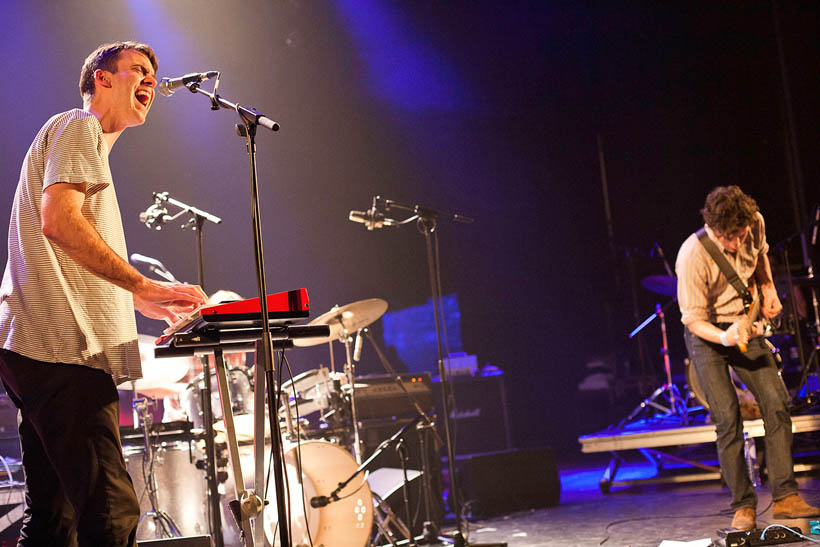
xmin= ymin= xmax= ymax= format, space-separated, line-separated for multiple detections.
xmin=737 ymin=286 xmax=776 ymax=352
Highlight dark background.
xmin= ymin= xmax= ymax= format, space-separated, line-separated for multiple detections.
xmin=1 ymin=1 xmax=819 ymax=458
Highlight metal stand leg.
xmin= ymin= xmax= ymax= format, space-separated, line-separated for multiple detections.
xmin=744 ymin=432 xmax=761 ymax=488
xmin=372 ymin=493 xmax=411 ymax=547
xmin=132 ymin=397 xmax=183 ymax=539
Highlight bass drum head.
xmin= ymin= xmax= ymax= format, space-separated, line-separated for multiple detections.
xmin=264 ymin=440 xmax=372 ymax=547
xmin=226 ymin=440 xmax=372 ymax=547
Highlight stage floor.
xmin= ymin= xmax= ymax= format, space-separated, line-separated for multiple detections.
xmin=458 ymin=451 xmax=820 ymax=546
xmin=2 ymin=451 xmax=820 ymax=545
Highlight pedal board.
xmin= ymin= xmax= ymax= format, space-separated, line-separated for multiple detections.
xmin=723 ymin=526 xmax=803 ymax=547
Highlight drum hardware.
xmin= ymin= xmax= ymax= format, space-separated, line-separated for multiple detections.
xmin=785 ymin=260 xmax=820 ymax=408
xmin=155 ymin=299 xmax=330 ymax=547
xmin=371 ymin=492 xmax=412 ymax=547
xmin=131 ymin=394 xmax=184 ymax=539
xmin=293 ymin=298 xmax=390 ymax=464
xmin=617 ymin=298 xmax=688 ymax=429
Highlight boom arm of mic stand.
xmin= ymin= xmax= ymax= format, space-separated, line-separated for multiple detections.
xmin=324 ymin=414 xmax=425 ymax=504
xmin=185 ymin=82 xmax=280 ymax=132
xmin=154 ymin=192 xmax=223 ymax=226
xmin=361 ymin=328 xmax=443 ymax=446
xmin=383 ymin=198 xmax=475 ymax=225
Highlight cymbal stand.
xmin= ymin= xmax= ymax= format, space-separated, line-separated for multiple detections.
xmin=617 ymin=299 xmax=688 ymax=428
xmin=324 ymin=311 xmax=364 ymax=463
xmin=132 ymin=395 xmax=182 ymax=538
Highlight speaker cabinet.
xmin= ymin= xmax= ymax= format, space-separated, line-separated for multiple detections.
xmin=457 ymin=448 xmax=560 ymax=517
xmin=137 ymin=536 xmax=211 ymax=546
xmin=433 ymin=375 xmax=513 ymax=456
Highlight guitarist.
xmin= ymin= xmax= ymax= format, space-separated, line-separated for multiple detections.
xmin=676 ymin=185 xmax=819 ymax=531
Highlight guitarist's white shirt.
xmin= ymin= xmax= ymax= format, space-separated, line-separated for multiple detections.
xmin=676 ymin=211 xmax=767 ymax=326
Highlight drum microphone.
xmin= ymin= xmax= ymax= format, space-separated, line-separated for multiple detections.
xmin=309 ymin=493 xmax=338 ymax=508
xmin=158 ymin=71 xmax=219 ymax=97
xmin=353 ymin=329 xmax=363 ymax=361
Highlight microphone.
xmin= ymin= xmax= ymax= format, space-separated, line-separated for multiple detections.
xmin=348 ymin=208 xmax=396 ymax=231
xmin=353 ymin=329 xmax=363 ymax=361
xmin=309 ymin=494 xmax=336 ymax=508
xmin=158 ymin=71 xmax=219 ymax=97
xmin=139 ymin=203 xmax=168 ymax=230
xmin=130 ymin=253 xmax=177 ymax=282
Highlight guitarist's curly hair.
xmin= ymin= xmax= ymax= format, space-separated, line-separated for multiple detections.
xmin=701 ymin=185 xmax=759 ymax=234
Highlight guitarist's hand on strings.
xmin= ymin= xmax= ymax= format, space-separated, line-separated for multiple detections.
xmin=721 ymin=319 xmax=763 ymax=351
xmin=759 ymin=282 xmax=782 ymax=319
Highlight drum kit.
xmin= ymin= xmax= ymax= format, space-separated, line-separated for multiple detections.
xmin=120 ymin=298 xmax=424 ymax=546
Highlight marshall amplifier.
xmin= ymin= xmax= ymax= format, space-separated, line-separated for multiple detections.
xmin=433 ymin=374 xmax=513 ymax=456
xmin=355 ymin=372 xmax=433 ymax=420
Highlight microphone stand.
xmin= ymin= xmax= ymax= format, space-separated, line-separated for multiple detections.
xmin=144 ymin=192 xmax=225 ymax=544
xmin=379 ymin=198 xmax=503 ymax=547
xmin=315 ymin=414 xmax=425 ymax=509
xmin=150 ymin=192 xmax=222 ymax=289
xmin=182 ymin=79 xmax=288 ymax=547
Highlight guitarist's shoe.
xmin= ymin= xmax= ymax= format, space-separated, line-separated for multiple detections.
xmin=773 ymin=495 xmax=820 ymax=518
xmin=731 ymin=507 xmax=756 ymax=530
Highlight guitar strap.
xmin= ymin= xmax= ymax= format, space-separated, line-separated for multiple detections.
xmin=695 ymin=227 xmax=753 ymax=309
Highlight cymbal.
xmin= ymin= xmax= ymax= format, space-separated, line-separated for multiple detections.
xmin=641 ymin=275 xmax=677 ymax=297
xmin=132 ymin=334 xmax=190 ymax=391
xmin=292 ymin=298 xmax=388 ymax=347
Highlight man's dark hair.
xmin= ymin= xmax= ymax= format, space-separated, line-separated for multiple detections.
xmin=79 ymin=41 xmax=158 ymax=101
xmin=700 ymin=185 xmax=759 ymax=234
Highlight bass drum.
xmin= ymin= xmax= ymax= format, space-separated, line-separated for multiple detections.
xmin=686 ymin=339 xmax=788 ymax=420
xmin=224 ymin=440 xmax=373 ymax=547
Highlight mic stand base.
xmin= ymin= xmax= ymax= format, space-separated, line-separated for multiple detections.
xmin=373 ymin=533 xmax=507 ymax=547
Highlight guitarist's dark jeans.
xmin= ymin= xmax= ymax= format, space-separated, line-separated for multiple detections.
xmin=684 ymin=326 xmax=796 ymax=511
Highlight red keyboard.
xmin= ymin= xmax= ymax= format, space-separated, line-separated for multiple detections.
xmin=156 ymin=288 xmax=310 ymax=349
